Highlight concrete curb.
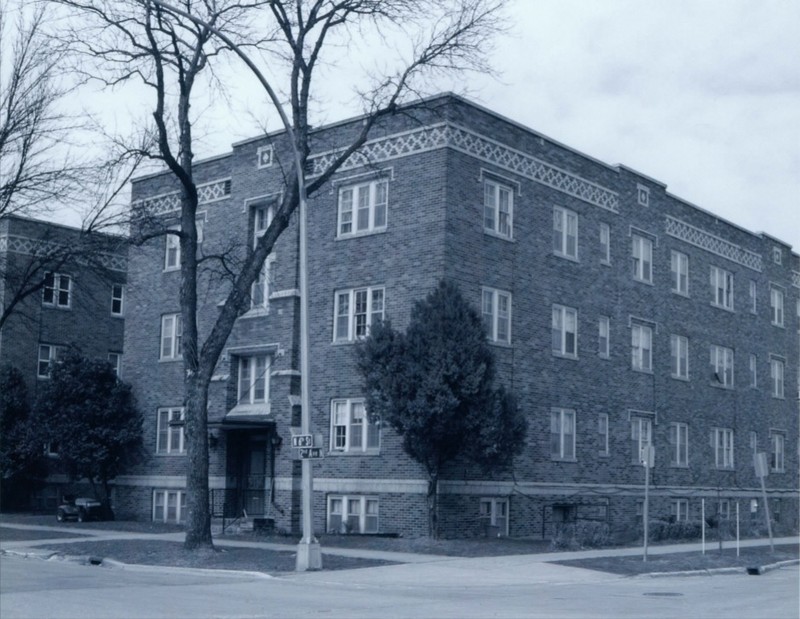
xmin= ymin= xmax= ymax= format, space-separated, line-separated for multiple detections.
xmin=638 ymin=558 xmax=800 ymax=578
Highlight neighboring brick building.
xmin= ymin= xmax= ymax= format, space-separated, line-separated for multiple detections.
xmin=119 ymin=94 xmax=799 ymax=539
xmin=0 ymin=215 xmax=127 ymax=509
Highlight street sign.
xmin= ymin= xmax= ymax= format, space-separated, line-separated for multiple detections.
xmin=291 ymin=434 xmax=313 ymax=448
xmin=298 ymin=447 xmax=322 ymax=459
xmin=753 ymin=452 xmax=768 ymax=478
xmin=640 ymin=445 xmax=655 ymax=468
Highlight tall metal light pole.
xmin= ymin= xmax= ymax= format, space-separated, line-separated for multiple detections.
xmin=148 ymin=0 xmax=322 ymax=570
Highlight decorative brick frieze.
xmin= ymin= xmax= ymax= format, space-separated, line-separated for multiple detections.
xmin=0 ymin=233 xmax=127 ymax=272
xmin=665 ymin=216 xmax=763 ymax=272
xmin=133 ymin=178 xmax=232 ymax=216
xmin=310 ymin=123 xmax=620 ymax=212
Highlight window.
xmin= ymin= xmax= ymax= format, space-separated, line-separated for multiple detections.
xmin=710 ymin=345 xmax=734 ymax=387
xmin=631 ymin=234 xmax=653 ymax=283
xmin=334 ymin=286 xmax=385 ymax=342
xmin=770 ymin=432 xmax=785 ymax=472
xmin=156 ymin=407 xmax=185 ymax=454
xmin=164 ymin=219 xmax=204 ymax=270
xmin=598 ymin=316 xmax=610 ymax=358
xmin=598 ymin=413 xmax=609 ymax=456
xmin=253 ymin=204 xmax=274 ymax=246
xmin=671 ymin=499 xmax=689 ymax=522
xmin=749 ymin=280 xmax=757 ymax=314
xmin=160 ymin=313 xmax=182 ymax=360
xmin=250 ymin=259 xmax=271 ymax=310
xmin=43 ymin=272 xmax=71 ymax=308
xmin=153 ymin=489 xmax=187 ymax=523
xmin=637 ymin=184 xmax=650 ymax=206
xmin=770 ymin=287 xmax=784 ymax=327
xmin=770 ymin=357 xmax=784 ymax=398
xmin=669 ymin=422 xmax=689 ymax=467
xmin=483 ymin=179 xmax=513 ymax=238
xmin=552 ymin=305 xmax=577 ymax=357
xmin=164 ymin=227 xmax=180 ymax=270
xmin=327 ymin=495 xmax=379 ymax=534
xmin=331 ymin=399 xmax=380 ymax=453
xmin=712 ymin=428 xmax=734 ymax=469
xmin=482 ymin=288 xmax=512 ymax=344
xmin=550 ymin=408 xmax=576 ymax=461
xmin=256 ymin=145 xmax=273 ymax=168
xmin=553 ymin=206 xmax=578 ymax=259
xmin=670 ymin=251 xmax=689 ymax=295
xmin=337 ymin=179 xmax=387 ymax=236
xmin=670 ymin=334 xmax=689 ymax=379
xmin=108 ymin=352 xmax=121 ymax=377
xmin=749 ymin=354 xmax=757 ymax=388
xmin=631 ymin=324 xmax=652 ymax=372
xmin=599 ymin=223 xmax=610 ymax=264
xmin=479 ymin=498 xmax=509 ymax=536
xmin=37 ymin=344 xmax=63 ymax=378
xmin=630 ymin=417 xmax=652 ymax=464
xmin=710 ymin=266 xmax=734 ymax=310
xmin=111 ymin=284 xmax=124 ymax=316
xmin=237 ymin=356 xmax=270 ymax=405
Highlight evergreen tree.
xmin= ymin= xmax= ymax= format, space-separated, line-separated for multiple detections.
xmin=358 ymin=280 xmax=527 ymax=536
xmin=30 ymin=350 xmax=143 ymax=509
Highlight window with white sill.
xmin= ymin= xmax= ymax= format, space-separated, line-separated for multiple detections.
xmin=710 ymin=266 xmax=734 ymax=310
xmin=552 ymin=305 xmax=577 ymax=358
xmin=156 ymin=407 xmax=185 ymax=454
xmin=631 ymin=235 xmax=653 ymax=283
xmin=770 ymin=356 xmax=784 ymax=398
xmin=331 ymin=398 xmax=380 ymax=453
xmin=553 ymin=206 xmax=578 ymax=260
xmin=710 ymin=344 xmax=734 ymax=387
xmin=237 ymin=355 xmax=270 ymax=406
xmin=550 ymin=408 xmax=576 ymax=461
xmin=631 ymin=324 xmax=652 ymax=372
xmin=670 ymin=250 xmax=689 ymax=295
xmin=483 ymin=179 xmax=513 ymax=238
xmin=327 ymin=495 xmax=379 ymax=534
xmin=337 ymin=179 xmax=387 ymax=237
xmin=770 ymin=287 xmax=784 ymax=327
xmin=160 ymin=313 xmax=182 ymax=360
xmin=670 ymin=334 xmax=689 ymax=379
xmin=482 ymin=288 xmax=511 ymax=344
xmin=712 ymin=427 xmax=734 ymax=469
xmin=43 ymin=272 xmax=71 ymax=308
xmin=334 ymin=286 xmax=385 ymax=342
xmin=669 ymin=422 xmax=688 ymax=467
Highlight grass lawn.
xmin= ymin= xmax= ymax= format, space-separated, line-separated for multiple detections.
xmin=554 ymin=544 xmax=799 ymax=576
xmin=31 ymin=540 xmax=393 ymax=573
xmin=2 ymin=514 xmax=795 ymax=576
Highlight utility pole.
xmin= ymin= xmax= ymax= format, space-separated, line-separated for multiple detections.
xmin=148 ymin=0 xmax=322 ymax=571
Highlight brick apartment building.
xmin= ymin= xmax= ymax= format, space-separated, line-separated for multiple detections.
xmin=118 ymin=94 xmax=799 ymax=539
xmin=0 ymin=215 xmax=127 ymax=509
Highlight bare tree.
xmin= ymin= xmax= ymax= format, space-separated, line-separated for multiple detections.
xmin=57 ymin=0 xmax=505 ymax=549
xmin=0 ymin=3 xmax=84 ymax=218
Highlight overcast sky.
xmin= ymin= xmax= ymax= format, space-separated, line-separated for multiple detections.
xmin=62 ymin=0 xmax=800 ymax=252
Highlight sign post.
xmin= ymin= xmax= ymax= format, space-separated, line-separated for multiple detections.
xmin=754 ymin=452 xmax=774 ymax=552
xmin=641 ymin=445 xmax=654 ymax=562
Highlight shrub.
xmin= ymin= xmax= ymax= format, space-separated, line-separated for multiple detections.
xmin=551 ymin=521 xmax=610 ymax=550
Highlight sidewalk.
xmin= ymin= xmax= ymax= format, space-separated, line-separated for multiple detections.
xmin=2 ymin=521 xmax=796 ymax=566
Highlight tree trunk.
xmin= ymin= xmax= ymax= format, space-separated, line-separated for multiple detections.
xmin=427 ymin=474 xmax=439 ymax=539
xmin=183 ymin=373 xmax=213 ymax=549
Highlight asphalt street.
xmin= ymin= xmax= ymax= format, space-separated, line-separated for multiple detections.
xmin=2 ymin=552 xmax=798 ymax=619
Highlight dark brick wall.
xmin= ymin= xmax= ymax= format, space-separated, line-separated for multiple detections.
xmin=117 ymin=94 xmax=799 ymax=537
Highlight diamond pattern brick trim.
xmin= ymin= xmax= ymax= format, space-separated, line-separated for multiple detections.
xmin=134 ymin=178 xmax=231 ymax=215
xmin=310 ymin=123 xmax=619 ymax=212
xmin=0 ymin=234 xmax=126 ymax=271
xmin=665 ymin=216 xmax=762 ymax=272
xmin=792 ymin=271 xmax=800 ymax=289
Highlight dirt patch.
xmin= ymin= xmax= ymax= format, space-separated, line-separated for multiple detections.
xmin=552 ymin=544 xmax=799 ymax=576
xmin=36 ymin=540 xmax=394 ymax=573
